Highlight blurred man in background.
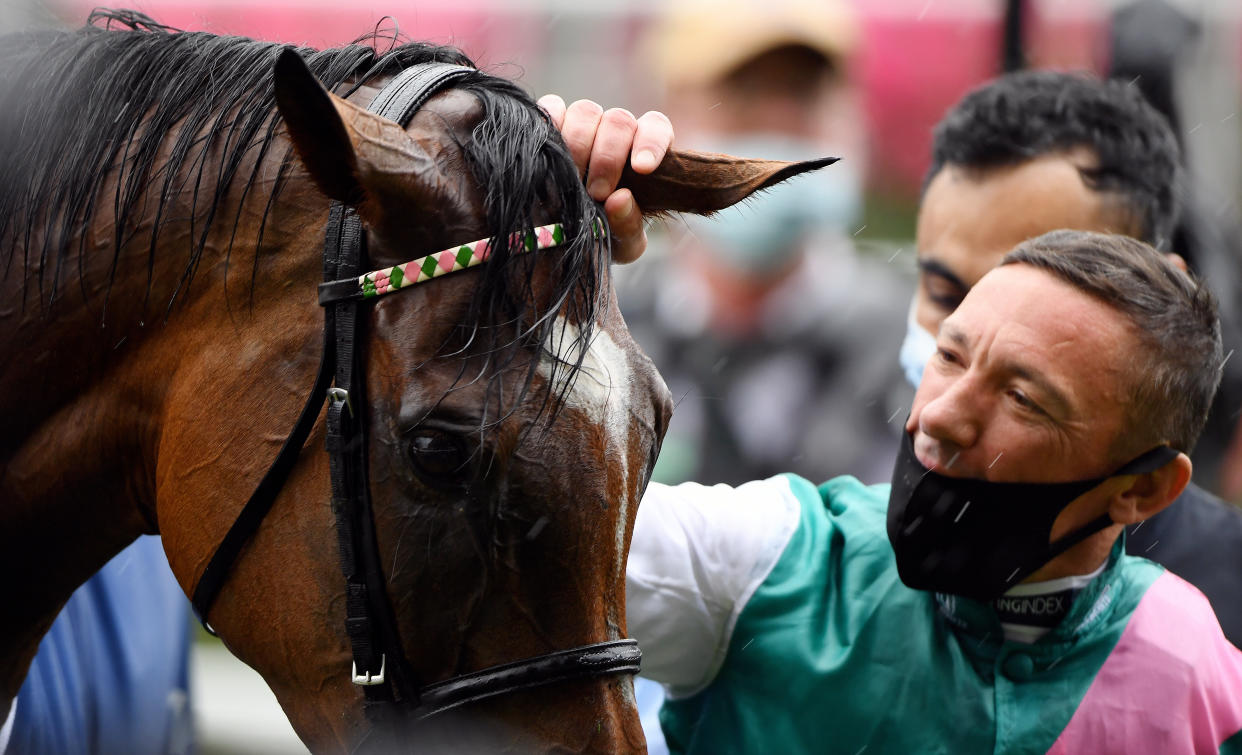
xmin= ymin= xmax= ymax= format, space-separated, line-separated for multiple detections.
xmin=615 ymin=0 xmax=909 ymax=489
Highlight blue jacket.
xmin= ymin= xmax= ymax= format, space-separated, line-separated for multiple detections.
xmin=3 ymin=536 xmax=192 ymax=755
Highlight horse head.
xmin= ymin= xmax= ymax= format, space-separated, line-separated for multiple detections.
xmin=0 ymin=15 xmax=832 ymax=752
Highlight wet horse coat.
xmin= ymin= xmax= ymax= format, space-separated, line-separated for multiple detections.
xmin=0 ymin=11 xmax=830 ymax=751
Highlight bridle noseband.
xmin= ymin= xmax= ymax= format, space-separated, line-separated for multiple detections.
xmin=190 ymin=59 xmax=641 ymax=724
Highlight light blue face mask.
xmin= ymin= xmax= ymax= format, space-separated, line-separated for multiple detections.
xmin=683 ymin=133 xmax=862 ymax=275
xmin=899 ymin=301 xmax=938 ymax=389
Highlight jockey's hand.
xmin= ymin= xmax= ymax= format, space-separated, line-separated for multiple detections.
xmin=538 ymin=95 xmax=673 ymax=264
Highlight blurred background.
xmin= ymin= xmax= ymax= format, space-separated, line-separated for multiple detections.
xmin=3 ymin=0 xmax=1239 ymax=752
xmin=5 ymin=0 xmax=1240 ymax=236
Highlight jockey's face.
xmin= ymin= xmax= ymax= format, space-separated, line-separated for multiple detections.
xmin=905 ymin=262 xmax=1144 ymax=582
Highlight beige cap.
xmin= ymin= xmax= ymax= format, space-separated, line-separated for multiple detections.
xmin=646 ymin=0 xmax=860 ymax=88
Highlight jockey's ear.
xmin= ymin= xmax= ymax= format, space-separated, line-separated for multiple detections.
xmin=620 ymin=151 xmax=838 ymax=217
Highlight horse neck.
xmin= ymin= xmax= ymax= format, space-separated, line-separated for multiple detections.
xmin=0 ymin=130 xmax=327 ymax=696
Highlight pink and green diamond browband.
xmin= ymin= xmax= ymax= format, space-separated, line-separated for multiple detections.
xmin=318 ymin=223 xmax=567 ymax=305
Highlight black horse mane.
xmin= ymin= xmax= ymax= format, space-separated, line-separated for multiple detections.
xmin=0 ymin=9 xmax=608 ymax=426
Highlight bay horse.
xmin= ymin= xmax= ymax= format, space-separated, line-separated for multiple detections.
xmin=0 ymin=10 xmax=831 ymax=751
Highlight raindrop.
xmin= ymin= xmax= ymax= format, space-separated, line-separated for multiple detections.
xmin=525 ymin=516 xmax=549 ymax=541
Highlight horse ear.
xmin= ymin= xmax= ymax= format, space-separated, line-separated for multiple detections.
xmin=273 ymin=49 xmax=368 ymax=207
xmin=620 ymin=151 xmax=839 ymax=216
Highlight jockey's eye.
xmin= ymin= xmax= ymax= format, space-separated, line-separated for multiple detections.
xmin=406 ymin=428 xmax=474 ymax=486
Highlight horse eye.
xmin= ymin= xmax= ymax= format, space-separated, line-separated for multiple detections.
xmin=406 ymin=429 xmax=473 ymax=484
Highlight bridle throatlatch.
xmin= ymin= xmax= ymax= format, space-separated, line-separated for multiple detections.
xmin=190 ymin=58 xmax=641 ymax=724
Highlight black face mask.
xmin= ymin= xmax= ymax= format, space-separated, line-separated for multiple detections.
xmin=886 ymin=430 xmax=1178 ymax=601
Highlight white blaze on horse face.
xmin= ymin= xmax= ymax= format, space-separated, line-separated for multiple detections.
xmin=540 ymin=316 xmax=636 ymax=635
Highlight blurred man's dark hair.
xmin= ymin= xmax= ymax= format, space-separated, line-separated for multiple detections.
xmin=926 ymin=71 xmax=1182 ymax=251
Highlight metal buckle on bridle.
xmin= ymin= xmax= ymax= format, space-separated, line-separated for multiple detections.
xmin=352 ymin=654 xmax=387 ymax=686
xmin=327 ymin=387 xmax=353 ymax=417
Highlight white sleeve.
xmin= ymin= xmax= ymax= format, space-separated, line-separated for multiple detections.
xmin=626 ymin=476 xmax=801 ymax=698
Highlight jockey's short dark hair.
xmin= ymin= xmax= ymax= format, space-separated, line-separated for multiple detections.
xmin=1002 ymin=230 xmax=1221 ymax=454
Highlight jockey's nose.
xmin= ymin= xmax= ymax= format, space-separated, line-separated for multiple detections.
xmin=914 ymin=367 xmax=983 ymax=461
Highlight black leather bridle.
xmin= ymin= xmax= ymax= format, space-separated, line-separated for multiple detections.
xmin=190 ymin=57 xmax=641 ymax=726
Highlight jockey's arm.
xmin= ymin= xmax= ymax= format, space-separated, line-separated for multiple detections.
xmin=624 ymin=479 xmax=800 ymax=694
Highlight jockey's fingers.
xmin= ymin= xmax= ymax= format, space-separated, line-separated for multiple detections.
xmin=586 ymin=108 xmax=638 ymax=202
xmin=537 ymin=93 xmax=567 ymax=130
xmin=558 ymin=99 xmax=605 ymax=179
xmin=605 ymin=188 xmax=647 ymax=264
xmin=631 ymin=110 xmax=674 ymax=174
